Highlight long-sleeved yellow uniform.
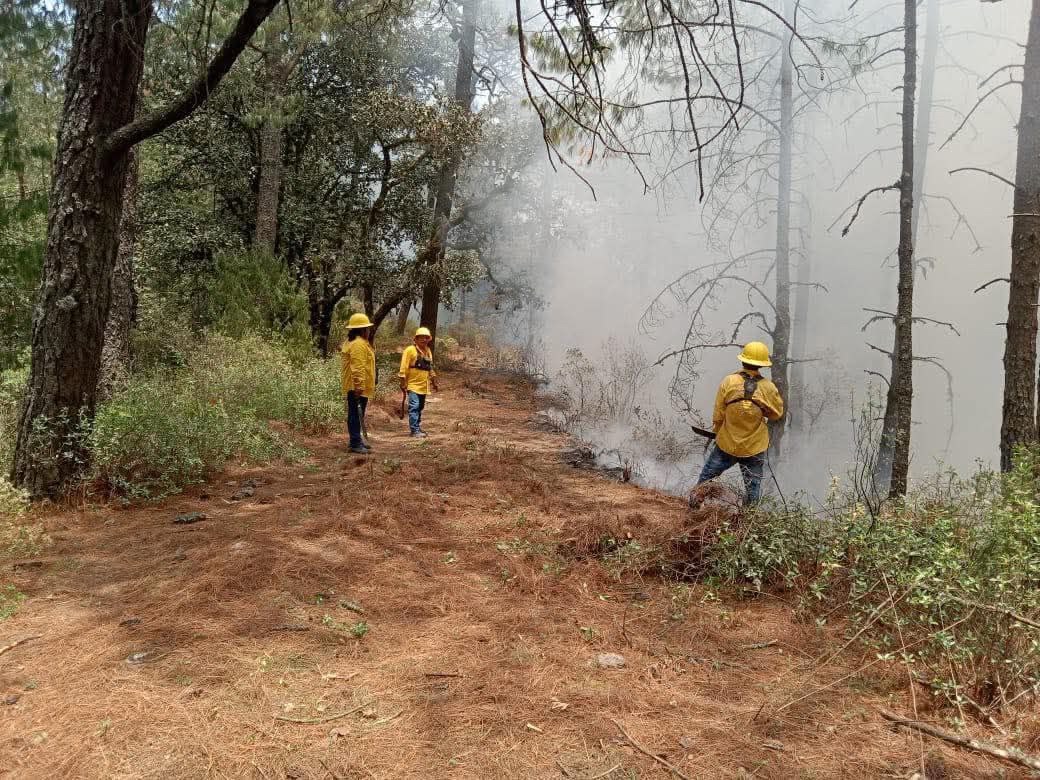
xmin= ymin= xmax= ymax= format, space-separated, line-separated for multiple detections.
xmin=340 ymin=337 xmax=376 ymax=398
xmin=399 ymin=344 xmax=435 ymax=395
xmin=711 ymin=370 xmax=784 ymax=457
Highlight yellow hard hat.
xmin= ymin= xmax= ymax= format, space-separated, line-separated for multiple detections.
xmin=346 ymin=313 xmax=373 ymax=330
xmin=738 ymin=341 xmax=772 ymax=367
xmin=414 ymin=327 xmax=432 ymax=338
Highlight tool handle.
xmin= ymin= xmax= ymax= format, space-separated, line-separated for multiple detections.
xmin=691 ymin=425 xmax=716 ymax=440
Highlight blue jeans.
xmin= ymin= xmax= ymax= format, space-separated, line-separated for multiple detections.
xmin=346 ymin=392 xmax=368 ymax=448
xmin=407 ymin=391 xmax=426 ymax=433
xmin=697 ymin=444 xmax=766 ymax=505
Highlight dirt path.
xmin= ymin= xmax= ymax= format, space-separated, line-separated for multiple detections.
xmin=0 ymin=369 xmax=1011 ymax=778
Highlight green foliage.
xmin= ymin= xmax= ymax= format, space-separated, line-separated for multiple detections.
xmin=0 ymin=583 xmax=24 ymax=620
xmin=0 ymin=2 xmax=64 ymax=368
xmin=205 ymin=251 xmax=311 ymax=344
xmin=708 ymin=453 xmax=1040 ymax=713
xmin=89 ymin=335 xmax=340 ymax=500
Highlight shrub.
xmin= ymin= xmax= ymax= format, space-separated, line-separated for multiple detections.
xmin=89 ymin=334 xmax=340 ymax=500
xmin=707 ymin=454 xmax=1040 ymax=715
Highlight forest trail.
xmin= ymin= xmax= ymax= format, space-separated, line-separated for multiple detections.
xmin=0 ymin=367 xmax=1010 ymax=779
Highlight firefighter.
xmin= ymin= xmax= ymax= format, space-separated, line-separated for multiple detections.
xmin=695 ymin=341 xmax=784 ymax=504
xmin=399 ymin=326 xmax=438 ymax=438
xmin=340 ymin=313 xmax=376 ymax=454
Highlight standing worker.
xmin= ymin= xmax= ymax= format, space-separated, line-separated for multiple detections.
xmin=341 ymin=313 xmax=376 ymax=454
xmin=399 ymin=326 xmax=438 ymax=438
xmin=695 ymin=341 xmax=784 ymax=505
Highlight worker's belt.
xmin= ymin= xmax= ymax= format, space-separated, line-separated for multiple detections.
xmin=413 ymin=357 xmax=433 ymax=372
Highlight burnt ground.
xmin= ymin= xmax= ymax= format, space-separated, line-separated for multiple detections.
xmin=0 ymin=367 xmax=1024 ymax=779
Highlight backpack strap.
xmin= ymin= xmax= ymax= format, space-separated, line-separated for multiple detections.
xmin=724 ymin=371 xmax=769 ymax=414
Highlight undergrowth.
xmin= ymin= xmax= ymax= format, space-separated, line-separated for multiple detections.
xmin=89 ymin=335 xmax=339 ymax=500
xmin=0 ymin=335 xmax=342 ymax=503
xmin=706 ymin=452 xmax=1040 ymax=717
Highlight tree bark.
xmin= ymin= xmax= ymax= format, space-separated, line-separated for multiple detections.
xmin=770 ymin=20 xmax=794 ymax=456
xmin=880 ymin=0 xmax=918 ymax=498
xmin=418 ymin=0 xmax=478 ymax=345
xmin=12 ymin=0 xmax=280 ymax=498
xmin=99 ymin=149 xmax=140 ymax=399
xmin=255 ymin=119 xmax=283 ymax=253
xmin=11 ymin=0 xmax=153 ymax=498
xmin=395 ymin=300 xmax=413 ymax=336
xmin=254 ymin=35 xmax=287 ymax=254
xmin=1001 ymin=0 xmax=1040 ymax=470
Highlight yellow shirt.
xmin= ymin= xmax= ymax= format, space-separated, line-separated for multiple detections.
xmin=399 ymin=344 xmax=435 ymax=395
xmin=340 ymin=337 xmax=376 ymax=398
xmin=712 ymin=371 xmax=784 ymax=457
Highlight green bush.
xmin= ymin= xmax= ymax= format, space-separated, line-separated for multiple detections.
xmin=708 ymin=454 xmax=1040 ymax=714
xmin=89 ymin=334 xmax=341 ymax=500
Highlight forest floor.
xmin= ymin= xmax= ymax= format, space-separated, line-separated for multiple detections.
xmin=0 ymin=363 xmax=1023 ymax=779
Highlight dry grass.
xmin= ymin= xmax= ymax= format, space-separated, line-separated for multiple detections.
xmin=0 ymin=368 xmax=1027 ymax=779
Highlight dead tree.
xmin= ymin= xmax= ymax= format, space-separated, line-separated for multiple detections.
xmin=883 ymin=0 xmax=918 ymax=498
xmin=11 ymin=0 xmax=281 ymax=498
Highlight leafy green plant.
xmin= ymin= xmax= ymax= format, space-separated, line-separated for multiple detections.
xmin=707 ymin=451 xmax=1040 ymax=715
xmin=88 ymin=334 xmax=341 ymax=500
xmin=0 ymin=584 xmax=24 ymax=620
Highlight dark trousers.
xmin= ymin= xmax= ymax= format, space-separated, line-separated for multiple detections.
xmin=346 ymin=391 xmax=368 ymax=448
xmin=697 ymin=444 xmax=766 ymax=505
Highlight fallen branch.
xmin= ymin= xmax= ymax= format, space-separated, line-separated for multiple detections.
xmin=880 ymin=709 xmax=1040 ymax=773
xmin=611 ymin=719 xmax=693 ymax=780
xmin=274 ymin=701 xmax=371 ymax=724
xmin=742 ymin=640 xmax=778 ymax=650
xmin=0 ymin=634 xmax=41 ymax=658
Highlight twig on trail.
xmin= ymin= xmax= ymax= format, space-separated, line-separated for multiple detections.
xmin=610 ymin=719 xmax=693 ymax=780
xmin=587 ymin=764 xmax=622 ymax=779
xmin=372 ymin=710 xmax=404 ymax=726
xmin=557 ymin=760 xmax=575 ymax=778
xmin=742 ymin=640 xmax=778 ymax=650
xmin=0 ymin=634 xmax=41 ymax=658
xmin=423 ymin=672 xmax=465 ymax=678
xmin=274 ymin=701 xmax=372 ymax=724
xmin=880 ymin=709 xmax=1040 ymax=773
xmin=252 ymin=762 xmax=272 ymax=780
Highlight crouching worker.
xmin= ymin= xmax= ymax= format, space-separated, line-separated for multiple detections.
xmin=399 ymin=326 xmax=438 ymax=438
xmin=696 ymin=341 xmax=784 ymax=505
xmin=341 ymin=313 xmax=376 ymax=454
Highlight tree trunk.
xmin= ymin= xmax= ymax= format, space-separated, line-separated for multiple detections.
xmin=11 ymin=0 xmax=280 ymax=498
xmin=99 ymin=148 xmax=140 ymax=399
xmin=1001 ymin=0 xmax=1040 ymax=470
xmin=418 ymin=0 xmax=478 ymax=345
xmin=790 ymin=200 xmax=812 ymax=433
xmin=309 ymin=295 xmax=336 ymax=359
xmin=880 ymin=0 xmax=918 ymax=499
xmin=770 ymin=21 xmax=794 ymax=456
xmin=255 ymin=119 xmax=283 ymax=253
xmin=11 ymin=0 xmax=152 ymax=498
xmin=395 ymin=300 xmax=413 ymax=336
